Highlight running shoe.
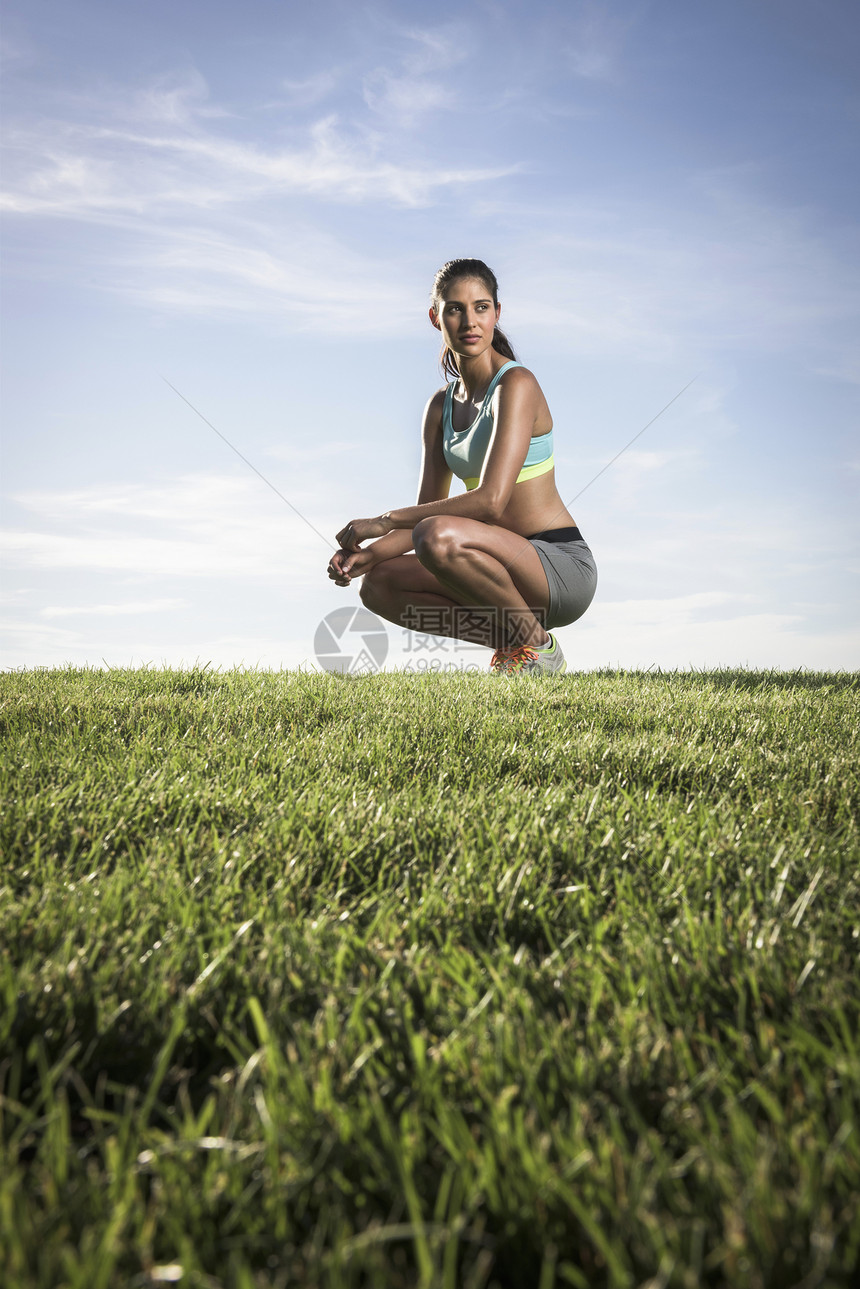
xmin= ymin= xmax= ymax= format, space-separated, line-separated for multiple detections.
xmin=494 ymin=633 xmax=567 ymax=676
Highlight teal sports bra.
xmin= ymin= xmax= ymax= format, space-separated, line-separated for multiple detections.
xmin=442 ymin=361 xmax=554 ymax=491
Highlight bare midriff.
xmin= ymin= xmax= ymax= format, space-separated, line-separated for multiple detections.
xmin=495 ymin=468 xmax=577 ymax=539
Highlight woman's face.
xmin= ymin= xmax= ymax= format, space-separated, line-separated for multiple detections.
xmin=430 ymin=277 xmax=501 ymax=358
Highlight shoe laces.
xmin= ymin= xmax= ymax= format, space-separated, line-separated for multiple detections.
xmin=499 ymin=645 xmax=539 ymax=673
xmin=489 ymin=646 xmax=516 ymax=671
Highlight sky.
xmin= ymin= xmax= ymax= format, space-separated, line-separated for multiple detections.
xmin=2 ymin=0 xmax=859 ymax=673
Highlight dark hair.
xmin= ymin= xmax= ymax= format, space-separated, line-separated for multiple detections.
xmin=430 ymin=258 xmax=517 ymax=380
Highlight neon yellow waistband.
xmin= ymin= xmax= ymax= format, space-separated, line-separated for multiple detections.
xmin=464 ymin=455 xmax=554 ymax=491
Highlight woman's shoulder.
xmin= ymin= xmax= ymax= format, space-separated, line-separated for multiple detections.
xmin=421 ymin=386 xmax=449 ymax=438
xmin=494 ymin=362 xmax=543 ymax=400
xmin=425 ymin=385 xmax=450 ymax=414
xmin=497 ymin=361 xmax=538 ymax=387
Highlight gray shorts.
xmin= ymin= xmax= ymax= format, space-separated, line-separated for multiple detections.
xmin=528 ymin=526 xmax=598 ymax=630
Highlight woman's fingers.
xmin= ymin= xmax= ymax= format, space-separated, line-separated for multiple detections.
xmin=335 ymin=521 xmax=365 ymax=551
xmin=328 ymin=544 xmax=375 ymax=586
xmin=328 ymin=548 xmax=353 ymax=585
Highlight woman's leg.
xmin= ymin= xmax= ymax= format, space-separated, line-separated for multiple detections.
xmin=361 ymin=555 xmax=496 ymax=646
xmin=360 ymin=517 xmax=551 ymax=650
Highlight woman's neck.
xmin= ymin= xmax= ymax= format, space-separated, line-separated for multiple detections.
xmin=456 ymin=351 xmax=509 ymax=400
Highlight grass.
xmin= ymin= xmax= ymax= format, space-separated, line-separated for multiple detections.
xmin=1 ymin=665 xmax=858 ymax=1288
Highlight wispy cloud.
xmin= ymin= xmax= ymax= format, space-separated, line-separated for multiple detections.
xmin=4 ymin=475 xmax=337 ymax=581
xmin=6 ymin=22 xmax=853 ymax=367
xmin=278 ymin=70 xmax=342 ymax=108
xmin=40 ymin=599 xmax=183 ymax=619
xmin=491 ymin=178 xmax=860 ymax=365
xmin=362 ymin=22 xmax=468 ymax=123
xmin=135 ymin=69 xmax=236 ymax=125
xmin=1 ymin=73 xmax=513 ymax=220
xmin=567 ymin=594 xmax=860 ymax=670
xmin=108 ymin=225 xmax=421 ymax=331
xmin=560 ymin=3 xmax=633 ymax=82
xmin=0 ymin=51 xmax=517 ymax=331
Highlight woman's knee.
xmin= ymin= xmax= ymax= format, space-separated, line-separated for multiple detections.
xmin=412 ymin=516 xmax=461 ymax=565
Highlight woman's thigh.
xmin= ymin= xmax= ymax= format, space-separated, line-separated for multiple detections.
xmin=363 ymin=553 xmax=455 ymax=602
xmin=412 ymin=517 xmax=551 ymax=609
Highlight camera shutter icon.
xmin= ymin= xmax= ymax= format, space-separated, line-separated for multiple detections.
xmin=314 ymin=608 xmax=389 ymax=674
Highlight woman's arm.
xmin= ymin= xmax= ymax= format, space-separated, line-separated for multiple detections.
xmin=331 ymin=390 xmax=452 ymax=577
xmin=368 ymin=389 xmax=453 ymax=555
xmin=384 ymin=368 xmax=539 ymax=529
xmin=336 ymin=370 xmax=540 ymax=549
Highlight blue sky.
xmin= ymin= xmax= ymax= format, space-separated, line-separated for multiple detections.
xmin=2 ymin=0 xmax=858 ymax=671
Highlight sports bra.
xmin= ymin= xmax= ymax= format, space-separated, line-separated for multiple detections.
xmin=442 ymin=360 xmax=555 ymax=492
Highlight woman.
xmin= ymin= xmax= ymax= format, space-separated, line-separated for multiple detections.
xmin=328 ymin=258 xmax=597 ymax=675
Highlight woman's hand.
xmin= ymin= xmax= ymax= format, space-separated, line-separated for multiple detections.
xmin=335 ymin=515 xmax=392 ymax=551
xmin=327 ymin=546 xmax=377 ymax=587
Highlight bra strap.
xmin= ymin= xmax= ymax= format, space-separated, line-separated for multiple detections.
xmin=442 ymin=380 xmax=456 ymax=433
xmin=484 ymin=360 xmax=523 ymax=402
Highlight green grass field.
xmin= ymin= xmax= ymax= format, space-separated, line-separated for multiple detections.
xmin=1 ymin=666 xmax=858 ymax=1288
